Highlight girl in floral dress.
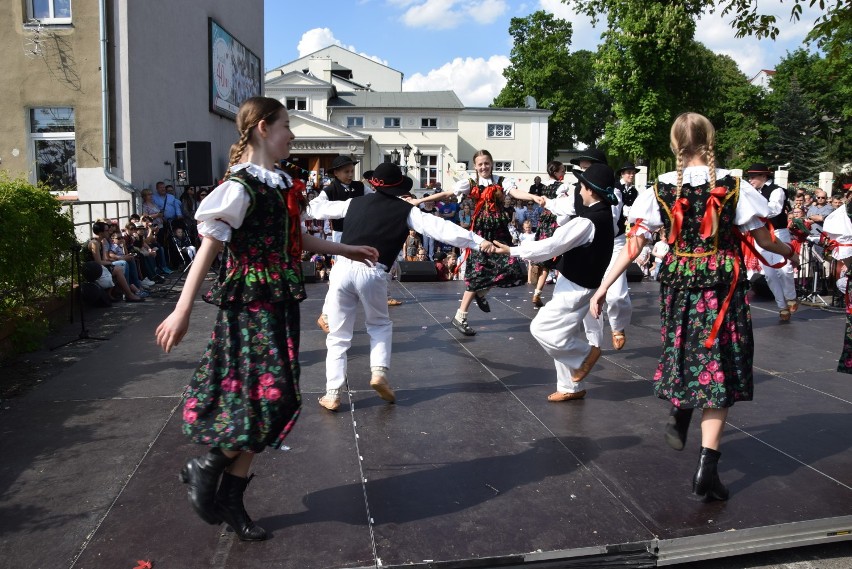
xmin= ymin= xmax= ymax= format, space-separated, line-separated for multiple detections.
xmin=589 ymin=113 xmax=794 ymax=502
xmin=531 ymin=160 xmax=570 ymax=307
xmin=155 ymin=97 xmax=377 ymax=541
xmin=415 ymin=150 xmax=542 ymax=336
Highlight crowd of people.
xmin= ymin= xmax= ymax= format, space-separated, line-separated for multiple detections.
xmin=150 ymin=96 xmax=849 ymax=544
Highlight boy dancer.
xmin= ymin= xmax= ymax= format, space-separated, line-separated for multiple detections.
xmin=494 ymin=164 xmax=617 ymax=401
xmin=308 ymin=163 xmax=495 ymax=411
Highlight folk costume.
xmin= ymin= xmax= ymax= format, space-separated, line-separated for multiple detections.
xmin=453 ymin=176 xmax=527 ymax=293
xmin=628 ymin=166 xmax=770 ymax=409
xmin=746 ymin=163 xmax=798 ymax=321
xmin=512 ymin=165 xmax=617 ymax=400
xmin=185 ymin=162 xmax=306 ymax=452
xmin=820 ymin=207 xmax=852 ymax=374
xmin=309 ymin=163 xmax=485 ymax=409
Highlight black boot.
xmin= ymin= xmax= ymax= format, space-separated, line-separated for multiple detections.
xmin=215 ymin=472 xmax=268 ymax=541
xmin=664 ymin=407 xmax=694 ymax=451
xmin=179 ymin=448 xmax=235 ymax=524
xmin=692 ymin=447 xmax=729 ymax=502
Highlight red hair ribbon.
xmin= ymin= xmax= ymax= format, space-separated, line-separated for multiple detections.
xmin=285 ymin=179 xmax=306 ymax=261
xmin=699 ymin=186 xmax=728 ymax=239
xmin=668 ymin=197 xmax=691 ymax=244
xmin=625 ymin=218 xmax=646 ymax=259
xmin=704 ymin=255 xmax=739 ymax=349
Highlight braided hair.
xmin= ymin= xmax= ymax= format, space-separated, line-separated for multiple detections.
xmin=670 ymin=112 xmax=717 ymax=198
xmin=222 ymin=96 xmax=285 ymax=181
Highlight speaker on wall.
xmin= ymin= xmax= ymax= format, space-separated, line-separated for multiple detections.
xmin=174 ymin=141 xmax=213 ymax=186
xmin=398 ymin=261 xmax=437 ymax=282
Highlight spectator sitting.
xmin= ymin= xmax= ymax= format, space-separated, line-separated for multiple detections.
xmin=434 ymin=251 xmax=451 ymax=281
xmin=106 ymin=230 xmax=149 ymax=296
xmin=404 ymin=229 xmax=421 ymax=261
xmin=127 ymin=223 xmax=162 ymax=284
xmin=173 ymin=227 xmax=197 ymax=262
xmin=445 ymin=252 xmax=459 ymax=280
xmin=87 ymin=221 xmax=145 ymax=302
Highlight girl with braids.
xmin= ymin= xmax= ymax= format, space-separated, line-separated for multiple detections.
xmin=414 ymin=149 xmax=541 ymax=336
xmin=155 ymin=97 xmax=378 ymax=541
xmin=589 ymin=112 xmax=794 ymax=502
xmin=530 ymin=160 xmax=571 ymax=307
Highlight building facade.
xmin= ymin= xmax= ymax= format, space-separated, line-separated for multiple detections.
xmin=0 ymin=0 xmax=262 ymax=207
xmin=266 ymin=46 xmax=552 ymax=192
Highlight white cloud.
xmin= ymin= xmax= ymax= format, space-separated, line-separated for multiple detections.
xmin=296 ymin=28 xmax=388 ymax=65
xmin=537 ymin=0 xmax=605 ymax=52
xmin=403 ymin=55 xmax=511 ymax=107
xmin=400 ymin=0 xmax=508 ymax=29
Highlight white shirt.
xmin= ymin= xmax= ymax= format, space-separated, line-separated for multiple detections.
xmin=509 ymin=207 xmax=600 ymax=263
xmin=823 ymin=207 xmax=852 ymax=261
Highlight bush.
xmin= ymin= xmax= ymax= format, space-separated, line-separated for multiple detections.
xmin=0 ymin=172 xmax=77 ymax=355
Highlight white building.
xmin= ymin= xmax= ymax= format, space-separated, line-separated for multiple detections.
xmin=265 ymin=45 xmax=552 ymax=192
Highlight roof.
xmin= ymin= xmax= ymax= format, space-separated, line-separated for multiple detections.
xmin=328 ymin=91 xmax=464 ymax=110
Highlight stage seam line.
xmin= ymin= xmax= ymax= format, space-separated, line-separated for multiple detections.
xmin=396 ymin=282 xmax=657 ymax=538
xmin=726 ymin=422 xmax=852 ymax=491
xmin=341 ymin=377 xmax=380 ymax=567
xmin=753 ymin=367 xmax=852 ymax=406
xmin=68 ymin=398 xmax=184 ymax=568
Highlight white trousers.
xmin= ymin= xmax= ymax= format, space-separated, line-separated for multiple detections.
xmin=584 ymin=234 xmax=632 ymax=346
xmin=320 ymin=230 xmax=344 ymax=316
xmin=756 ymin=228 xmax=796 ymax=309
xmin=325 ymin=257 xmax=393 ymax=393
xmin=530 ymin=275 xmax=595 ymax=394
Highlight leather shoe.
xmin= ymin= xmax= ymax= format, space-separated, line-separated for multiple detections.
xmin=318 ymin=395 xmax=340 ymax=411
xmin=317 ymin=314 xmax=330 ymax=333
xmin=370 ymin=375 xmax=395 ymax=402
xmin=572 ymin=346 xmax=601 ymax=382
xmin=474 ymin=294 xmax=491 ymax=312
xmin=547 ymin=390 xmax=586 ymax=402
xmin=787 ymin=299 xmax=799 ymax=313
xmin=612 ymin=331 xmax=626 ymax=350
xmin=452 ymin=317 xmax=476 ymax=336
xmin=779 ymin=308 xmax=791 ymax=322
xmin=387 ymin=298 xmax=402 ymax=306
xmin=532 ymin=294 xmax=543 ymax=308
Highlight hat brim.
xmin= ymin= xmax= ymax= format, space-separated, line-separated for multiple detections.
xmin=745 ymin=170 xmax=771 ymax=177
xmin=577 ymin=173 xmax=618 ymax=206
xmin=372 ymin=176 xmax=414 ymax=196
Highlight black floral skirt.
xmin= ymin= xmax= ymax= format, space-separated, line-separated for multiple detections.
xmin=182 ymin=300 xmax=302 ymax=452
xmin=838 ymin=313 xmax=852 ymax=374
xmin=653 ymin=282 xmax=754 ymax=409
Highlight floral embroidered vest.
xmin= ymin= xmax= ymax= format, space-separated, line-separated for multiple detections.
xmin=655 ymin=175 xmax=743 ymax=289
xmin=205 ymin=170 xmax=306 ymax=306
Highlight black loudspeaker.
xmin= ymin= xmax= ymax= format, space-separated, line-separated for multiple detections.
xmin=398 ymin=261 xmax=437 ymax=282
xmin=626 ymin=263 xmax=645 ymax=282
xmin=301 ymin=261 xmax=317 ymax=283
xmin=174 ymin=141 xmax=213 ymax=186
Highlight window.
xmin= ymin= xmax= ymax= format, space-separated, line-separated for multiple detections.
xmin=384 ymin=117 xmax=401 ymax=128
xmin=347 ymin=116 xmax=364 ymax=128
xmin=494 ymin=161 xmax=512 ymax=172
xmin=27 ymin=0 xmax=71 ymax=24
xmin=418 ymin=154 xmax=439 ymax=188
xmin=487 ymin=123 xmax=513 ymax=138
xmin=30 ymin=107 xmax=76 ymax=190
xmin=421 ymin=118 xmax=437 ymax=129
xmin=286 ymin=97 xmax=307 ymax=111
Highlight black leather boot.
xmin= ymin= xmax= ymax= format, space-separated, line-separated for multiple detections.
xmin=664 ymin=407 xmax=694 ymax=451
xmin=215 ymin=472 xmax=268 ymax=541
xmin=179 ymin=448 xmax=235 ymax=524
xmin=692 ymin=447 xmax=729 ymax=502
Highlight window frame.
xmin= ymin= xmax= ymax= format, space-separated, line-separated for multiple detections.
xmin=285 ymin=96 xmax=308 ymax=111
xmin=383 ymin=117 xmax=401 ymax=129
xmin=487 ymin=123 xmax=514 ymax=139
xmin=417 ymin=154 xmax=439 ymax=188
xmin=26 ymin=0 xmax=72 ymax=24
xmin=347 ymin=116 xmax=364 ymax=128
xmin=29 ymin=106 xmax=77 ymax=190
xmin=493 ymin=160 xmax=513 ymax=173
xmin=421 ymin=117 xmax=438 ymax=129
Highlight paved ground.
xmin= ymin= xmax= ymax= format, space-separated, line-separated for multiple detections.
xmin=0 ymin=276 xmax=849 ymax=569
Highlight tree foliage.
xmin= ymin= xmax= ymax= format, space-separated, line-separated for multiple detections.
xmin=493 ymin=11 xmax=608 ymax=155
xmin=766 ymin=78 xmax=827 ymax=182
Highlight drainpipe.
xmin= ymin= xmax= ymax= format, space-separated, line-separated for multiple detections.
xmin=99 ymin=0 xmax=136 ymax=201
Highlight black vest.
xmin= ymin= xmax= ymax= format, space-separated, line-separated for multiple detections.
xmin=324 ymin=179 xmax=365 ymax=231
xmin=615 ymin=181 xmax=638 ymax=237
xmin=759 ymin=182 xmax=789 ymax=231
xmin=341 ymin=191 xmax=414 ymax=269
xmin=555 ymin=201 xmax=615 ymax=289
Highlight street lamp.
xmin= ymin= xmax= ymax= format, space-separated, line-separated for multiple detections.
xmin=413 ymin=148 xmax=422 ymax=167
xmin=402 ymin=144 xmax=412 ymax=165
xmin=390 ymin=148 xmax=400 ymax=165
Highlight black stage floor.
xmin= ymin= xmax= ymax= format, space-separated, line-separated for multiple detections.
xmin=2 ymin=279 xmax=850 ymax=568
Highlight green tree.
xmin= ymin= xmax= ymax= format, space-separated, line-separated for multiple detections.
xmin=492 ymin=11 xmax=608 ymax=154
xmin=766 ymin=78 xmax=827 ymax=182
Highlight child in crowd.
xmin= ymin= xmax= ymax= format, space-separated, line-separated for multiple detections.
xmin=173 ymin=226 xmax=197 ymax=262
xmin=155 ymin=97 xmax=378 ymax=541
xmin=518 ymin=219 xmax=537 ymax=284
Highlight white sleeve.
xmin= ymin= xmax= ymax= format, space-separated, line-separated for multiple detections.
xmin=544 ymin=192 xmax=576 ymax=217
xmin=509 ymin=217 xmax=595 ymax=263
xmin=823 ymin=207 xmax=852 ymax=261
xmin=766 ymin=186 xmax=787 ymax=218
xmin=306 ymin=193 xmax=351 ymax=220
xmin=452 ymin=178 xmax=472 ymax=197
xmin=195 ymin=180 xmax=251 ymax=242
xmin=627 ymin=188 xmax=664 ymax=238
xmin=408 ymin=207 xmax=484 ymax=249
xmin=735 ymin=184 xmax=771 ymax=232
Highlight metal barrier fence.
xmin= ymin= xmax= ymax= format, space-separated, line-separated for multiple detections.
xmin=59 ymin=199 xmax=135 ymax=243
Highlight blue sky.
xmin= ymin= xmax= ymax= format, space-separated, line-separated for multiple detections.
xmin=264 ymin=0 xmax=822 ymax=107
